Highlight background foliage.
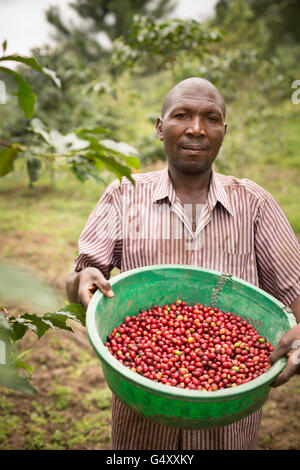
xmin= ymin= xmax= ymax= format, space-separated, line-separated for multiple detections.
xmin=0 ymin=0 xmax=299 ymax=450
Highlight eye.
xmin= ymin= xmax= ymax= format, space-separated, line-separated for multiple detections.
xmin=207 ymin=115 xmax=219 ymax=122
xmin=175 ymin=112 xmax=187 ymax=119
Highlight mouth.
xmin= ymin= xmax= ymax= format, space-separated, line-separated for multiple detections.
xmin=181 ymin=144 xmax=209 ymax=153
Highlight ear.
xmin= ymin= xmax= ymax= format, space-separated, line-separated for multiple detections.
xmin=219 ymin=123 xmax=227 ymax=148
xmin=156 ymin=117 xmax=163 ymax=141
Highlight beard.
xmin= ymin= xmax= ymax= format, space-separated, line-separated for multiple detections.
xmin=167 ymin=151 xmax=215 ymax=175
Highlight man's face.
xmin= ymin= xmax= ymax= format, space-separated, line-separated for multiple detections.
xmin=156 ymin=86 xmax=227 ymax=175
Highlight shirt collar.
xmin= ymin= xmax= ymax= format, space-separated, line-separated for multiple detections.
xmin=207 ymin=171 xmax=234 ymax=216
xmin=152 ymin=166 xmax=234 ymax=216
xmin=152 ymin=167 xmax=176 ymax=205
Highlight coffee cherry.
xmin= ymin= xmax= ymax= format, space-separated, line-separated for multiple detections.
xmin=105 ymin=300 xmax=273 ymax=391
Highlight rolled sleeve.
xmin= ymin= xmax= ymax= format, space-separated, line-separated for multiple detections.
xmin=255 ymin=193 xmax=300 ymax=306
xmin=73 ymin=180 xmax=122 ymax=279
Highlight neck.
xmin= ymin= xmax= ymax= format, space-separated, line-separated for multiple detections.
xmin=168 ymin=165 xmax=212 ymax=204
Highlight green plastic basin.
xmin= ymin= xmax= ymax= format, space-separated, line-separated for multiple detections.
xmin=86 ymin=265 xmax=296 ymax=429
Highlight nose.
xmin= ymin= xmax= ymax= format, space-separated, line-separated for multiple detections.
xmin=186 ymin=116 xmax=206 ymax=136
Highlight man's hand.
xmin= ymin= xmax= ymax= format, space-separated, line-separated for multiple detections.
xmin=269 ymin=323 xmax=300 ymax=387
xmin=66 ymin=267 xmax=114 ymax=309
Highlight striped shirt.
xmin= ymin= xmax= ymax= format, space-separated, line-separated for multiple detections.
xmin=74 ymin=166 xmax=300 ymax=307
xmin=74 ymin=166 xmax=300 ymax=450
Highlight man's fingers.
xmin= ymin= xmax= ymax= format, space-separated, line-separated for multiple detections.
xmin=270 ymin=352 xmax=299 ymax=387
xmin=78 ymin=281 xmax=114 ymax=308
xmin=76 ymin=268 xmax=116 ymax=309
xmin=86 ymin=269 xmax=115 ymax=298
xmin=78 ymin=288 xmax=93 ymax=309
xmin=96 ymin=280 xmax=115 ymax=298
xmin=270 ymin=371 xmax=289 ymax=388
xmin=269 ymin=339 xmax=290 ymax=366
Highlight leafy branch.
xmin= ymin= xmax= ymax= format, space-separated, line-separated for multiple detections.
xmin=0 ymin=262 xmax=88 ymax=394
xmin=0 ymin=40 xmax=140 ymax=187
xmin=0 ymin=40 xmax=61 ymax=119
xmin=112 ymin=15 xmax=223 ymax=83
xmin=0 ymin=303 xmax=86 ymax=394
xmin=25 ymin=119 xmax=140 ymax=186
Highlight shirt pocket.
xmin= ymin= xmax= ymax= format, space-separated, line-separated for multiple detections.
xmin=218 ymin=229 xmax=254 ymax=255
xmin=206 ymin=250 xmax=258 ymax=286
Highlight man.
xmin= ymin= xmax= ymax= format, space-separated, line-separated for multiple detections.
xmin=66 ymin=77 xmax=300 ymax=450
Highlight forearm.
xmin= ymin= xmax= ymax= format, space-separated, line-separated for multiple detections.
xmin=269 ymin=293 xmax=300 ymax=387
xmin=66 ymin=271 xmax=80 ymax=303
xmin=290 ymin=294 xmax=300 ymax=323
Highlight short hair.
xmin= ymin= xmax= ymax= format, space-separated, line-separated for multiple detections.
xmin=162 ymin=77 xmax=226 ymax=119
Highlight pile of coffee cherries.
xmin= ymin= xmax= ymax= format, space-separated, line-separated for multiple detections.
xmin=104 ymin=300 xmax=274 ymax=391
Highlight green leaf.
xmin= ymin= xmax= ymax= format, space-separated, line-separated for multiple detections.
xmin=93 ymin=154 xmax=135 ymax=184
xmin=9 ymin=305 xmax=85 ymax=343
xmin=0 ymin=55 xmax=61 ymax=88
xmin=21 ymin=314 xmax=53 ymax=339
xmin=26 ymin=155 xmax=41 ymax=184
xmin=124 ymin=156 xmax=140 ymax=170
xmin=77 ymin=135 xmax=135 ymax=184
xmin=10 ymin=315 xmax=52 ymax=341
xmin=12 ymin=349 xmax=34 ymax=376
xmin=8 ymin=319 xmax=26 ymax=342
xmin=0 ymin=147 xmax=19 ymax=177
xmin=2 ymin=40 xmax=7 ymax=53
xmin=12 ymin=358 xmax=34 ymax=377
xmin=77 ymin=136 xmax=136 ymax=183
xmin=76 ymin=126 xmax=109 ymax=136
xmin=0 ymin=365 xmax=36 ymax=394
xmin=0 ymin=54 xmax=44 ymax=72
xmin=0 ymin=66 xmax=36 ymax=118
xmin=57 ymin=304 xmax=86 ymax=327
xmin=8 ymin=305 xmax=85 ymax=343
xmin=10 ymin=317 xmax=39 ymax=341
xmin=92 ymin=158 xmax=104 ymax=171
xmin=69 ymin=156 xmax=108 ymax=185
xmin=16 ymin=348 xmax=33 ymax=361
xmin=42 ymin=313 xmax=74 ymax=333
xmin=99 ymin=139 xmax=140 ymax=170
xmin=71 ymin=163 xmax=87 ymax=183
xmin=41 ymin=304 xmax=86 ymax=331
